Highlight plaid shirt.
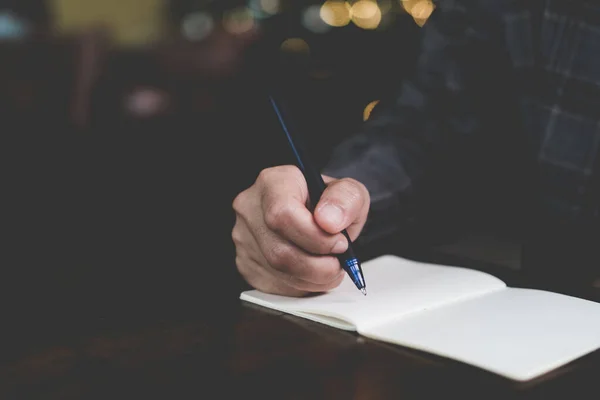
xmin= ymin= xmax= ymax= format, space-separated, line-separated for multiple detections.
xmin=323 ymin=0 xmax=600 ymax=280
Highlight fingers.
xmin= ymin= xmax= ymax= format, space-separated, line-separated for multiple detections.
xmin=233 ymin=216 xmax=344 ymax=294
xmin=235 ymin=251 xmax=307 ymax=297
xmin=237 ymin=254 xmax=343 ymax=297
xmin=258 ymin=167 xmax=348 ymax=255
xmin=314 ymin=177 xmax=370 ymax=240
xmin=256 ymin=165 xmax=309 ymax=205
xmin=262 ymin=191 xmax=348 ymax=255
xmin=253 ymin=221 xmax=344 ymax=287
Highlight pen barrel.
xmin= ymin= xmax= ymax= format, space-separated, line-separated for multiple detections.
xmin=268 ymin=94 xmax=366 ymax=292
xmin=303 ymin=164 xmax=327 ymax=211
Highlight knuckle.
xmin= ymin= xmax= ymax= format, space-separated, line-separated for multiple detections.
xmin=279 ymin=164 xmax=303 ymax=178
xmin=266 ymin=243 xmax=294 ymax=271
xmin=258 ymin=165 xmax=303 ymax=185
xmin=232 ymin=191 xmax=247 ymax=214
xmin=264 ymin=202 xmax=295 ymax=232
xmin=324 ymin=178 xmax=368 ymax=219
xmin=257 ymin=167 xmax=277 ymax=185
xmin=231 ymin=224 xmax=243 ymax=246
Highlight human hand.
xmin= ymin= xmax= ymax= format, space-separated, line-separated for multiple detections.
xmin=232 ymin=165 xmax=370 ymax=296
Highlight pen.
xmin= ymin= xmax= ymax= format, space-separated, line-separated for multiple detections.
xmin=268 ymin=95 xmax=367 ymax=295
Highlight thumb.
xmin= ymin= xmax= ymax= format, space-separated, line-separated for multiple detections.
xmin=314 ymin=177 xmax=370 ymax=238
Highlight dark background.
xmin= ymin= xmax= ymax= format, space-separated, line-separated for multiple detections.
xmin=1 ymin=0 xmax=429 ymax=326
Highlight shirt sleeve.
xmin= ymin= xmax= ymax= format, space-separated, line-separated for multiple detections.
xmin=322 ymin=0 xmax=508 ymax=246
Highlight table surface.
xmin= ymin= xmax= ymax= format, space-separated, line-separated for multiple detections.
xmin=1 ymin=245 xmax=598 ymax=400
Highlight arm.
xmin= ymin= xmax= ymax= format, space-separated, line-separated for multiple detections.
xmin=323 ymin=0 xmax=511 ymax=246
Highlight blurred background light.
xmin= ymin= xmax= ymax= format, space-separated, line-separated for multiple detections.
xmin=124 ymin=87 xmax=170 ymax=118
xmin=363 ymin=99 xmax=379 ymax=121
xmin=0 ymin=10 xmax=31 ymax=39
xmin=223 ymin=6 xmax=255 ymax=34
xmin=351 ymin=0 xmax=382 ymax=30
xmin=181 ymin=11 xmax=214 ymax=41
xmin=280 ymin=37 xmax=310 ymax=55
xmin=302 ymin=5 xmax=332 ymax=33
xmin=401 ymin=0 xmax=435 ymax=27
xmin=249 ymin=0 xmax=281 ymax=19
xmin=259 ymin=0 xmax=280 ymax=15
xmin=51 ymin=0 xmax=167 ymax=46
xmin=0 ymin=0 xmax=429 ymax=308
xmin=319 ymin=0 xmax=352 ymax=28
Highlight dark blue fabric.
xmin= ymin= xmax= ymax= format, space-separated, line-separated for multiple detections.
xmin=323 ymin=0 xmax=600 ymax=283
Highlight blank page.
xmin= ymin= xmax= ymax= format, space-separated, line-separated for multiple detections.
xmin=361 ymin=287 xmax=600 ymax=381
xmin=240 ymin=255 xmax=506 ymax=331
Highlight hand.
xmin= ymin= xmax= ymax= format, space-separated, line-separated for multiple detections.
xmin=232 ymin=165 xmax=370 ymax=296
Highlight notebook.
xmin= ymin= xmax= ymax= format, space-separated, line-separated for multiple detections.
xmin=240 ymin=254 xmax=600 ymax=381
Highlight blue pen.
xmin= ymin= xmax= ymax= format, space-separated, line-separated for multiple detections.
xmin=268 ymin=95 xmax=367 ymax=295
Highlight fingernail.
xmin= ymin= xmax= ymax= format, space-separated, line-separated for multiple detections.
xmin=332 ymin=240 xmax=347 ymax=253
xmin=319 ymin=204 xmax=344 ymax=227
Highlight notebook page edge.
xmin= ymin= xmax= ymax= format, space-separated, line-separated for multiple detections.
xmin=358 ymin=286 xmax=600 ymax=381
xmin=359 ymin=328 xmax=556 ymax=381
xmin=240 ymin=291 xmax=358 ymax=331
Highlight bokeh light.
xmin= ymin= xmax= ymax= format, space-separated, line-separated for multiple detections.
xmin=259 ymin=0 xmax=281 ymax=15
xmin=181 ymin=11 xmax=214 ymax=41
xmin=319 ymin=0 xmax=352 ymax=27
xmin=249 ymin=0 xmax=281 ymax=19
xmin=0 ymin=11 xmax=31 ymax=39
xmin=401 ymin=0 xmax=435 ymax=27
xmin=363 ymin=100 xmax=380 ymax=121
xmin=303 ymin=5 xmax=332 ymax=33
xmin=351 ymin=0 xmax=382 ymax=30
xmin=410 ymin=0 xmax=434 ymax=26
xmin=280 ymin=37 xmax=310 ymax=55
xmin=223 ymin=7 xmax=255 ymax=34
xmin=124 ymin=87 xmax=170 ymax=118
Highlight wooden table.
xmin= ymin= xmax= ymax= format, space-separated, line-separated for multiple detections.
xmin=1 ymin=243 xmax=598 ymax=399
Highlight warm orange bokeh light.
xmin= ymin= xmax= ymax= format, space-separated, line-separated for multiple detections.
xmin=320 ymin=0 xmax=352 ymax=27
xmin=401 ymin=0 xmax=435 ymax=27
xmin=351 ymin=0 xmax=382 ymax=30
xmin=223 ymin=7 xmax=255 ymax=34
xmin=363 ymin=100 xmax=380 ymax=121
xmin=280 ymin=37 xmax=310 ymax=54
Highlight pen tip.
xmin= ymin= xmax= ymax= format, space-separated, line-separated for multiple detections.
xmin=361 ymin=288 xmax=367 ymax=296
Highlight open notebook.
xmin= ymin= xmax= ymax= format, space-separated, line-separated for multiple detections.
xmin=240 ymin=254 xmax=600 ymax=381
